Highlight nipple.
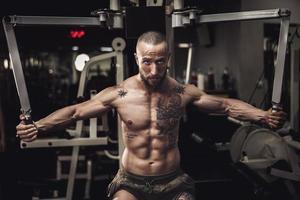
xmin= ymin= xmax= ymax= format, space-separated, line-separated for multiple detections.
xmin=127 ymin=120 xmax=133 ymax=125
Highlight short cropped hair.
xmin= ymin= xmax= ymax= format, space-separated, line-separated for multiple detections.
xmin=136 ymin=31 xmax=169 ymax=52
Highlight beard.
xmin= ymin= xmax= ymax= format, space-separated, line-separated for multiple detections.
xmin=140 ymin=70 xmax=167 ymax=90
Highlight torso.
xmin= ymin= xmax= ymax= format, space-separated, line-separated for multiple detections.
xmin=112 ymin=75 xmax=194 ymax=175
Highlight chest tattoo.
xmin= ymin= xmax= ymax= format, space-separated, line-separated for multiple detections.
xmin=156 ymin=86 xmax=185 ymax=148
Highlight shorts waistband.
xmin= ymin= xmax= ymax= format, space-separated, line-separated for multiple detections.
xmin=119 ymin=166 xmax=183 ymax=184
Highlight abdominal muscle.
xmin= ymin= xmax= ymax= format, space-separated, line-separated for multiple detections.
xmin=121 ymin=128 xmax=181 ymax=176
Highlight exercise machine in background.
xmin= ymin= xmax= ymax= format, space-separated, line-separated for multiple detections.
xmin=2 ymin=1 xmax=125 ymax=198
xmin=173 ymin=1 xmax=299 ymax=199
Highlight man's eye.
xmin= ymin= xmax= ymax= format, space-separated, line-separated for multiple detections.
xmin=156 ymin=60 xmax=165 ymax=65
xmin=143 ymin=60 xmax=151 ymax=65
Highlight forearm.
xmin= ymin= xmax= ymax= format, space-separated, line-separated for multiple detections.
xmin=224 ymin=98 xmax=267 ymax=123
xmin=35 ymin=99 xmax=112 ymax=133
xmin=195 ymin=94 xmax=267 ymax=123
xmin=191 ymin=85 xmax=285 ymax=128
xmin=35 ymin=105 xmax=78 ymax=132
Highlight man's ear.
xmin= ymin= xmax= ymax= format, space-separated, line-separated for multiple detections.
xmin=134 ymin=53 xmax=139 ymax=66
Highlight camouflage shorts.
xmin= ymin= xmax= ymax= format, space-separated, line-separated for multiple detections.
xmin=107 ymin=167 xmax=195 ymax=200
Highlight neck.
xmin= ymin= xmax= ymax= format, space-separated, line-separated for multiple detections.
xmin=137 ymin=74 xmax=167 ymax=92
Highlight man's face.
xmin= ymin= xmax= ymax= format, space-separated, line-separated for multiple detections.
xmin=135 ymin=41 xmax=170 ymax=89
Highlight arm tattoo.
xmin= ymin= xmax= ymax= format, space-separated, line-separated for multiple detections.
xmin=173 ymin=85 xmax=185 ymax=94
xmin=118 ymin=89 xmax=127 ymax=98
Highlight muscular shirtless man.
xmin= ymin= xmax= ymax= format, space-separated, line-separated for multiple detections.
xmin=16 ymin=31 xmax=286 ymax=200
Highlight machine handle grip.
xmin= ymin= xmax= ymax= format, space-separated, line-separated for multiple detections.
xmin=20 ymin=109 xmax=33 ymax=125
xmin=271 ymin=103 xmax=282 ymax=113
xmin=23 ymin=114 xmax=33 ymax=125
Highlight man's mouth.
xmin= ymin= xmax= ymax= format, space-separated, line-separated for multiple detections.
xmin=149 ymin=76 xmax=160 ymax=80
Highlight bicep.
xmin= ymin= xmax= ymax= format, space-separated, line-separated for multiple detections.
xmin=192 ymin=94 xmax=227 ymax=114
xmin=74 ymin=87 xmax=117 ymax=120
xmin=185 ymin=84 xmax=225 ymax=113
xmin=74 ymin=99 xmax=112 ymax=120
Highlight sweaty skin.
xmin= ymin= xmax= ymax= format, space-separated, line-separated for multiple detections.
xmin=16 ymin=40 xmax=287 ymax=176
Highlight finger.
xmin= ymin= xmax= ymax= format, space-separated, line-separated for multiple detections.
xmin=267 ymin=118 xmax=280 ymax=129
xmin=19 ymin=114 xmax=25 ymax=119
xmin=19 ymin=130 xmax=38 ymax=139
xmin=273 ymin=111 xmax=287 ymax=118
xmin=268 ymin=115 xmax=284 ymax=122
xmin=22 ymin=134 xmax=37 ymax=142
xmin=17 ymin=127 xmax=37 ymax=136
xmin=16 ymin=123 xmax=35 ymax=130
xmin=18 ymin=128 xmax=37 ymax=137
xmin=270 ymin=119 xmax=280 ymax=126
xmin=16 ymin=124 xmax=36 ymax=133
xmin=268 ymin=122 xmax=278 ymax=129
xmin=19 ymin=115 xmax=26 ymax=124
xmin=277 ymin=111 xmax=287 ymax=117
xmin=269 ymin=112 xmax=287 ymax=120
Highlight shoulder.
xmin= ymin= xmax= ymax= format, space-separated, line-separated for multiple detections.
xmin=101 ymin=76 xmax=136 ymax=93
xmin=93 ymin=85 xmax=121 ymax=103
xmin=184 ymin=83 xmax=205 ymax=96
xmin=167 ymin=77 xmax=205 ymax=98
xmin=122 ymin=75 xmax=138 ymax=87
xmin=101 ymin=76 xmax=139 ymax=97
xmin=93 ymin=80 xmax=128 ymax=102
xmin=171 ymin=81 xmax=206 ymax=103
xmin=166 ymin=77 xmax=184 ymax=93
xmin=92 ymin=76 xmax=139 ymax=106
xmin=120 ymin=75 xmax=142 ymax=92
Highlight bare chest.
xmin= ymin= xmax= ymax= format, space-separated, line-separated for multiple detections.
xmin=115 ymin=91 xmax=185 ymax=130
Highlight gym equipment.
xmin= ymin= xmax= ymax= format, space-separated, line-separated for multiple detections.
xmin=230 ymin=123 xmax=261 ymax=163
xmin=290 ymin=43 xmax=299 ymax=132
xmin=0 ymin=97 xmax=5 ymax=152
xmin=90 ymin=1 xmax=123 ymax=29
xmin=2 ymin=17 xmax=33 ymax=124
xmin=55 ymin=155 xmax=92 ymax=200
xmin=2 ymin=1 xmax=126 ymax=198
xmin=231 ymin=126 xmax=300 ymax=180
xmin=172 ymin=2 xmax=298 ymax=197
xmin=3 ymin=1 xmax=296 ymax=199
xmin=230 ymin=125 xmax=300 ymax=199
xmin=172 ymin=5 xmax=290 ymax=114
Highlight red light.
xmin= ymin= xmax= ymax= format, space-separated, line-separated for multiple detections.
xmin=70 ymin=29 xmax=85 ymax=39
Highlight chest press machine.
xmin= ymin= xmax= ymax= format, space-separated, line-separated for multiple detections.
xmin=173 ymin=0 xmax=300 ymax=197
xmin=2 ymin=1 xmax=126 ymax=199
xmin=3 ymin=0 xmax=300 ymax=198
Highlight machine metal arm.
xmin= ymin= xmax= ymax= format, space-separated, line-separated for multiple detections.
xmin=272 ymin=17 xmax=290 ymax=109
xmin=172 ymin=8 xmax=290 ymax=27
xmin=2 ymin=18 xmax=32 ymax=123
xmin=2 ymin=1 xmax=124 ymax=199
xmin=173 ymin=8 xmax=291 ymax=115
xmin=4 ymin=15 xmax=103 ymax=26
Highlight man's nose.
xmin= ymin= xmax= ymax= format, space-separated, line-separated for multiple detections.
xmin=150 ymin=64 xmax=158 ymax=75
